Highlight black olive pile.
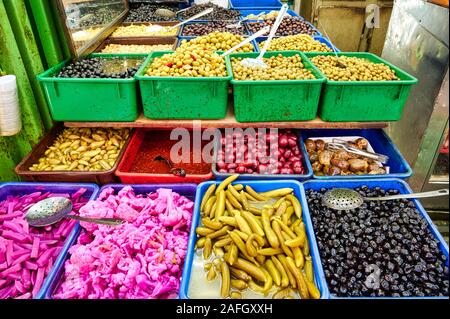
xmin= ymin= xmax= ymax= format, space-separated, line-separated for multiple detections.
xmin=182 ymin=22 xmax=247 ymax=36
xmin=246 ymin=17 xmax=318 ymax=36
xmin=57 ymin=58 xmax=141 ymax=79
xmin=178 ymin=3 xmax=241 ymax=21
xmin=124 ymin=3 xmax=178 ymax=22
xmin=307 ymin=186 xmax=449 ymax=297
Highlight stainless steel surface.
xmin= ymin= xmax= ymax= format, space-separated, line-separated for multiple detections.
xmin=323 ymin=187 xmax=449 ymax=210
xmin=382 ymin=0 xmax=449 ymax=210
xmin=322 ymin=188 xmax=364 ymax=210
xmin=56 ymin=0 xmax=128 ymax=58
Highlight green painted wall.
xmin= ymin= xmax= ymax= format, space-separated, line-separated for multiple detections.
xmin=0 ymin=0 xmax=67 ymax=181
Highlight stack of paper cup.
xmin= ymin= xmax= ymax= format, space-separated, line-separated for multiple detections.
xmin=0 ymin=75 xmax=22 ymax=136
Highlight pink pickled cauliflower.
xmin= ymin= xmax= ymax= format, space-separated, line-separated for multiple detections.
xmin=54 ymin=187 xmax=193 ymax=299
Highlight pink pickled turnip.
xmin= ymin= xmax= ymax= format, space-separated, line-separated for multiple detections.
xmin=54 ymin=186 xmax=193 ymax=299
xmin=0 ymin=189 xmax=88 ymax=299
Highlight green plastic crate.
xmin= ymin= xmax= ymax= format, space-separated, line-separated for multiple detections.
xmin=230 ymin=51 xmax=326 ymax=122
xmin=305 ymin=52 xmax=418 ymax=122
xmin=135 ymin=51 xmax=232 ymax=120
xmin=37 ymin=53 xmax=147 ymax=122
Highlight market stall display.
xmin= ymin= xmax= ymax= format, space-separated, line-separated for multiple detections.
xmin=0 ymin=183 xmax=98 ymax=299
xmin=180 ymin=179 xmax=328 ymax=299
xmin=4 ymin=0 xmax=444 ymax=302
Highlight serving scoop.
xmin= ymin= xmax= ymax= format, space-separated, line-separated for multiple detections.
xmin=322 ymin=188 xmax=449 ymax=211
xmin=25 ymin=197 xmax=123 ymax=227
xmin=241 ymin=3 xmax=289 ymax=69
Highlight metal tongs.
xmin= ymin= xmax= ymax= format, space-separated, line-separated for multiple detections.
xmin=326 ymin=139 xmax=389 ymax=164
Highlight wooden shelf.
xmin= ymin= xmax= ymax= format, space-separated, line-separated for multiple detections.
xmin=65 ymin=108 xmax=388 ymax=129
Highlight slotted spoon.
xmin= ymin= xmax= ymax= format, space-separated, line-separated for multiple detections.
xmin=322 ymin=188 xmax=449 ymax=211
xmin=25 ymin=197 xmax=124 ymax=227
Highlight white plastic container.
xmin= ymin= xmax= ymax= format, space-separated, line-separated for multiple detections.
xmin=0 ymin=75 xmax=22 ymax=136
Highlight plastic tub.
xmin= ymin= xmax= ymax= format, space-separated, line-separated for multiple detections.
xmin=95 ymin=37 xmax=178 ymax=53
xmin=176 ymin=36 xmax=259 ymax=52
xmin=300 ymin=128 xmax=412 ymax=179
xmin=179 ymin=179 xmax=330 ymax=299
xmin=37 ymin=53 xmax=146 ymax=122
xmin=245 ymin=19 xmax=322 ymax=37
xmin=179 ymin=21 xmax=250 ymax=37
xmin=254 ymin=35 xmax=339 ymax=52
xmin=238 ymin=9 xmax=301 ymax=19
xmin=213 ymin=129 xmax=313 ymax=180
xmin=302 ymin=178 xmax=449 ymax=299
xmin=230 ymin=50 xmax=326 ymax=122
xmin=304 ymin=52 xmax=419 ymax=122
xmin=229 ymin=0 xmax=282 ymax=10
xmin=41 ymin=183 xmax=197 ymax=299
xmin=136 ymin=51 xmax=232 ymax=120
xmin=116 ymin=129 xmax=213 ymax=183
xmin=15 ymin=125 xmax=132 ymax=184
xmin=0 ymin=182 xmax=99 ymax=299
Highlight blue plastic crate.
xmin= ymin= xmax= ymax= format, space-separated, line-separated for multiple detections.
xmin=229 ymin=0 xmax=283 ymax=10
xmin=245 ymin=18 xmax=322 ymax=37
xmin=41 ymin=183 xmax=197 ymax=299
xmin=212 ymin=130 xmax=313 ymax=180
xmin=179 ymin=20 xmax=249 ymax=37
xmin=179 ymin=179 xmax=330 ymax=299
xmin=300 ymin=129 xmax=412 ymax=179
xmin=254 ymin=35 xmax=339 ymax=52
xmin=0 ymin=182 xmax=99 ymax=299
xmin=302 ymin=178 xmax=449 ymax=299
xmin=176 ymin=36 xmax=260 ymax=52
xmin=238 ymin=8 xmax=302 ymax=19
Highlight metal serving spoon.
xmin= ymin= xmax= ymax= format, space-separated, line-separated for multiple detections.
xmin=25 ymin=197 xmax=123 ymax=227
xmin=154 ymin=155 xmax=186 ymax=177
xmin=322 ymin=188 xmax=449 ymax=211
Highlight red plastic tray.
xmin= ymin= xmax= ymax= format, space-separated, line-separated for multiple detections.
xmin=115 ymin=129 xmax=213 ymax=183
